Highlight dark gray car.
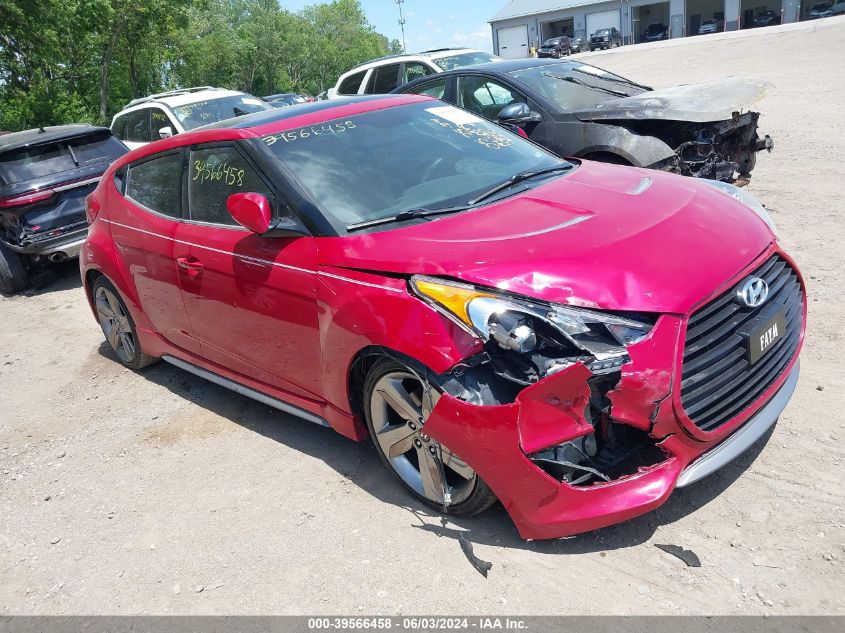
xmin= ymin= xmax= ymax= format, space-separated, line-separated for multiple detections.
xmin=392 ymin=58 xmax=773 ymax=183
xmin=0 ymin=125 xmax=127 ymax=293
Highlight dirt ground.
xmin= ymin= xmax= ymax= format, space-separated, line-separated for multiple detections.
xmin=1 ymin=18 xmax=844 ymax=616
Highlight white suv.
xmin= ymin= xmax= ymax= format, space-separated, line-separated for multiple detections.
xmin=328 ymin=48 xmax=500 ymax=99
xmin=110 ymin=87 xmax=271 ymax=150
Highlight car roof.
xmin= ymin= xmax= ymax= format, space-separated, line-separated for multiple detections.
xmin=341 ymin=48 xmax=487 ymax=73
xmin=202 ymin=95 xmax=419 ymax=131
xmin=0 ymin=125 xmax=108 ymax=154
xmin=117 ymin=88 xmax=250 ymax=113
xmin=412 ymin=57 xmax=568 ymax=76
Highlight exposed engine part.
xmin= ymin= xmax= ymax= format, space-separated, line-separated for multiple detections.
xmin=618 ymin=112 xmax=771 ymax=183
xmin=530 ymin=420 xmax=668 ymax=486
xmin=488 ymin=312 xmax=537 ymax=353
xmin=527 ymin=369 xmax=669 ymax=486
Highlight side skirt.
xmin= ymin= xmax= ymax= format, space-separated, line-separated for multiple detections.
xmin=161 ymin=354 xmax=331 ymax=428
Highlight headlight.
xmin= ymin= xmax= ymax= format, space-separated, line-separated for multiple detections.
xmin=410 ymin=276 xmax=655 ymax=368
xmin=701 ymin=179 xmax=776 ymax=235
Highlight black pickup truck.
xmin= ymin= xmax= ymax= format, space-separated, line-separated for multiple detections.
xmin=0 ymin=125 xmax=127 ymax=293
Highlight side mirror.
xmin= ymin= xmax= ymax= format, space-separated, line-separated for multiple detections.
xmin=226 ymin=192 xmax=309 ymax=237
xmin=158 ymin=126 xmax=173 ymax=139
xmin=227 ymin=192 xmax=272 ymax=234
xmin=497 ymin=102 xmax=542 ymax=127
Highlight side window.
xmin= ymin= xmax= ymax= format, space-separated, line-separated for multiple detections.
xmin=125 ymin=152 xmax=182 ymax=217
xmin=367 ymin=63 xmax=402 ymax=94
xmin=125 ymin=109 xmax=151 ymax=143
xmin=338 ymin=70 xmax=366 ymax=95
xmin=150 ymin=109 xmax=175 ymax=139
xmin=188 ymin=146 xmax=270 ymax=226
xmin=111 ymin=115 xmax=127 ymax=141
xmin=405 ymin=77 xmax=447 ymax=100
xmin=457 ymin=76 xmax=525 ymax=118
xmin=403 ymin=62 xmax=433 ymax=84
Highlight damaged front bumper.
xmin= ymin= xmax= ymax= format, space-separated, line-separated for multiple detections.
xmin=422 ymin=298 xmax=803 ymax=540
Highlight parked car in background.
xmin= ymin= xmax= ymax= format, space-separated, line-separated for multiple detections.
xmin=81 ymin=95 xmax=804 ymax=540
xmin=0 ymin=125 xmax=127 ymax=293
xmin=809 ymin=2 xmax=834 ymax=17
xmin=589 ymin=27 xmax=622 ymax=50
xmin=328 ymin=48 xmax=501 ymax=98
xmin=569 ymin=36 xmax=585 ymax=53
xmin=110 ymin=87 xmax=271 ymax=150
xmin=537 ymin=36 xmax=571 ymax=58
xmin=753 ymin=10 xmax=781 ymax=27
xmin=832 ymin=1 xmax=845 ymax=15
xmin=642 ymin=23 xmax=669 ymax=41
xmin=264 ymin=93 xmax=308 ymax=107
xmin=394 ymin=58 xmax=774 ymax=182
xmin=698 ymin=18 xmax=720 ymax=34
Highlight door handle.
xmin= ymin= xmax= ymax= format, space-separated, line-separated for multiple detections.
xmin=176 ymin=256 xmax=203 ymax=279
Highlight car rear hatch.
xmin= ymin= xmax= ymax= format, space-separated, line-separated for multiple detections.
xmin=0 ymin=129 xmax=127 ymax=252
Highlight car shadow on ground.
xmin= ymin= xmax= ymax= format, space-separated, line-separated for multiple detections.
xmin=116 ymin=349 xmax=774 ymax=558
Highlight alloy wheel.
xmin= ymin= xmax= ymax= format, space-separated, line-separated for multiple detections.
xmin=95 ymin=286 xmax=137 ymax=363
xmin=369 ymin=371 xmax=476 ymax=505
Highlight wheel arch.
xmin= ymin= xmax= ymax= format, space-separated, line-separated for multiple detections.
xmin=347 ymin=345 xmax=443 ymax=424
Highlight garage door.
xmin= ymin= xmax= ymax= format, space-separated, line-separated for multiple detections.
xmin=586 ymin=9 xmax=621 ymax=37
xmin=497 ymin=25 xmax=529 ymax=59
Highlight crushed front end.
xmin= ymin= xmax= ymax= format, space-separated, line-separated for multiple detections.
xmin=629 ymin=112 xmax=774 ymax=182
xmin=416 ymin=249 xmax=805 ymax=539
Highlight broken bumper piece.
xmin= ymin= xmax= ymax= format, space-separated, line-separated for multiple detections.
xmin=422 ymin=320 xmax=801 ymax=540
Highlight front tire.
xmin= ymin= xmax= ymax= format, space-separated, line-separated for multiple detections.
xmin=0 ymin=242 xmax=29 ymax=295
xmin=92 ymin=277 xmax=157 ymax=369
xmin=363 ymin=358 xmax=497 ymax=517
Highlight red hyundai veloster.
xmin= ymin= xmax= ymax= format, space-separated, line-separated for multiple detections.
xmin=81 ymin=95 xmax=804 ymax=539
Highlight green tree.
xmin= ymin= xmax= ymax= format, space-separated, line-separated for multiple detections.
xmin=0 ymin=0 xmax=396 ymax=131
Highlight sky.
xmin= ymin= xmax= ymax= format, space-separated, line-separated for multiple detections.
xmin=280 ymin=1 xmax=503 ymax=53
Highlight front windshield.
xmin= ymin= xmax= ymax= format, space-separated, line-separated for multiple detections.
xmin=510 ymin=61 xmax=648 ymax=112
xmin=431 ymin=52 xmax=500 ymax=71
xmin=542 ymin=38 xmax=562 ymax=46
xmin=260 ymin=101 xmax=566 ymax=233
xmin=595 ymin=29 xmax=610 ymax=35
xmin=173 ymin=95 xmax=271 ymax=130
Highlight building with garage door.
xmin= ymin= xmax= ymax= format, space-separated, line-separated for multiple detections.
xmin=489 ymin=0 xmax=801 ymax=54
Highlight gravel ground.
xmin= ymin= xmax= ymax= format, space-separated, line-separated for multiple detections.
xmin=1 ymin=18 xmax=843 ymax=616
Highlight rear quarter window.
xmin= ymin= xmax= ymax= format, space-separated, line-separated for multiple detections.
xmin=125 ymin=152 xmax=182 ymax=217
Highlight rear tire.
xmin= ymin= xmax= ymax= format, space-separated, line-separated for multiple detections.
xmin=0 ymin=242 xmax=29 ymax=295
xmin=362 ymin=358 xmax=498 ymax=517
xmin=92 ymin=276 xmax=157 ymax=370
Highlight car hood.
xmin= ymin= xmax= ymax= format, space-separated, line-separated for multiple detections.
xmin=572 ymin=77 xmax=770 ymax=123
xmin=317 ymin=161 xmax=774 ymax=314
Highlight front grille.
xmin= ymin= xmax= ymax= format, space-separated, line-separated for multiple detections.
xmin=680 ymin=254 xmax=803 ymax=432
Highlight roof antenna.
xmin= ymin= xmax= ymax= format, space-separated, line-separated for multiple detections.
xmin=38 ymin=127 xmax=46 ymax=133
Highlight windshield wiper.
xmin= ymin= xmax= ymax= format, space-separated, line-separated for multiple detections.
xmin=571 ymin=67 xmax=652 ymax=92
xmin=542 ymin=72 xmax=630 ymax=98
xmin=467 ymin=164 xmax=573 ymax=206
xmin=346 ymin=204 xmax=471 ymax=232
